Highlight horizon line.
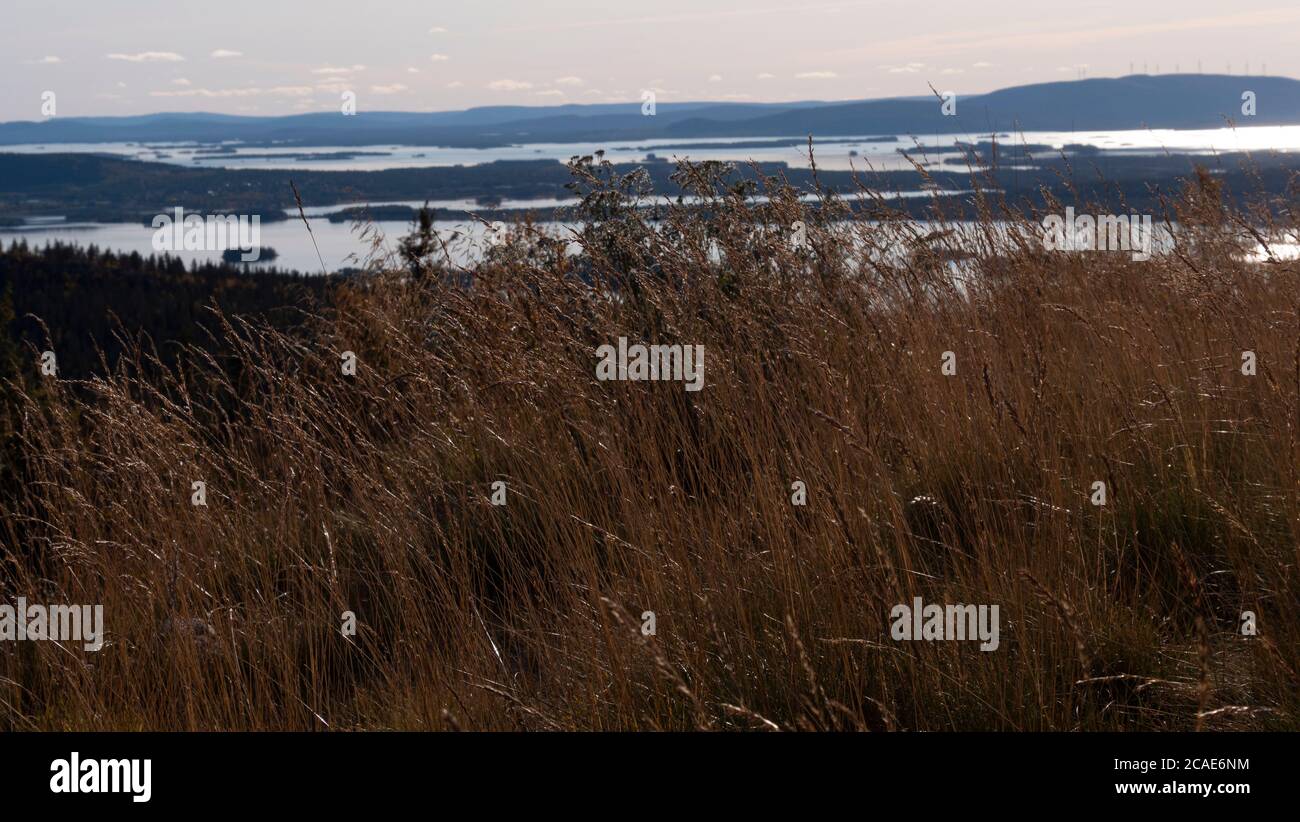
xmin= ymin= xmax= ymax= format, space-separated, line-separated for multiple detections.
xmin=4 ymin=73 xmax=1296 ymax=124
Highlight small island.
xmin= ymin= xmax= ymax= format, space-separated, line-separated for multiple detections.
xmin=222 ymin=246 xmax=279 ymax=264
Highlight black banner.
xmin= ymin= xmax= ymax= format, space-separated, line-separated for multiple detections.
xmin=2 ymin=732 xmax=1285 ymax=810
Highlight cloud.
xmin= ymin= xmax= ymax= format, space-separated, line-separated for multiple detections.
xmin=150 ymin=86 xmax=313 ymax=98
xmin=708 ymin=74 xmax=723 ymax=82
xmin=172 ymin=77 xmax=192 ymax=86
xmin=795 ymin=70 xmax=837 ymax=79
xmin=447 ymin=80 xmax=464 ymax=88
xmin=756 ymin=72 xmax=775 ymax=80
xmin=972 ymin=61 xmax=994 ymax=68
xmin=428 ymin=26 xmax=448 ymax=33
xmin=535 ymin=89 xmax=565 ymax=98
xmin=554 ymin=76 xmax=584 ymax=86
xmin=429 ymin=54 xmax=450 ymax=62
xmin=370 ymin=83 xmax=407 ymax=95
xmin=312 ymin=65 xmax=365 ymax=74
xmin=488 ymin=79 xmax=532 ymax=91
xmin=941 ymin=68 xmax=964 ymax=75
xmin=30 ymin=56 xmax=62 ymax=65
xmin=107 ymin=52 xmax=184 ymax=62
xmin=407 ymin=67 xmax=420 ymax=74
xmin=210 ymin=49 xmax=243 ymax=58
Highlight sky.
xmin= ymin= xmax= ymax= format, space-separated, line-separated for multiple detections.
xmin=2 ymin=0 xmax=1298 ymax=118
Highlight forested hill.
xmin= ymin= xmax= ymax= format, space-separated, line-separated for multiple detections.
xmin=2 ymin=75 xmax=1297 ymax=147
xmin=0 ymin=241 xmax=332 ymax=380
xmin=5 ymin=146 xmax=1300 ymax=225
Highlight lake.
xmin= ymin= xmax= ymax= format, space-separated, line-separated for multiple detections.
xmin=7 ymin=124 xmax=1300 ymax=173
xmin=5 ymin=213 xmax=1292 ymax=277
xmin=5 ymin=123 xmax=1298 ymax=272
xmin=0 ymin=190 xmax=966 ymax=273
xmin=0 ymin=217 xmax=503 ymax=272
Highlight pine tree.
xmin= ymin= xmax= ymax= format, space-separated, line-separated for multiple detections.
xmin=398 ymin=202 xmax=438 ymax=281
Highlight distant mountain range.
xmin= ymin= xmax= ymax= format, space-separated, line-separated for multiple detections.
xmin=2 ymin=75 xmax=1297 ymax=148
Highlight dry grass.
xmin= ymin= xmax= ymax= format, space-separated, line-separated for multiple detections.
xmin=2 ymin=155 xmax=1298 ymax=731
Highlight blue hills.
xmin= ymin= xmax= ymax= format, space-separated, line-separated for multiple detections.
xmin=1 ymin=75 xmax=1297 ymax=147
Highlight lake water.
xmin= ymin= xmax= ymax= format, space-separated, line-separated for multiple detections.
xmin=0 ymin=218 xmax=501 ymax=272
xmin=5 ymin=123 xmax=1297 ymax=272
xmin=0 ymin=190 xmax=967 ymax=273
xmin=7 ymin=124 xmax=1300 ymax=173
xmin=5 ymin=213 xmax=1293 ymax=276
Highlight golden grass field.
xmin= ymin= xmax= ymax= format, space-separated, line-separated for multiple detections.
xmin=2 ymin=156 xmax=1298 ymax=730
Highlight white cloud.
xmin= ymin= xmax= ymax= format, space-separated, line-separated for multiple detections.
xmin=312 ymin=65 xmax=365 ymax=74
xmin=535 ymin=89 xmax=565 ymax=98
xmin=554 ymin=76 xmax=584 ymax=86
xmin=488 ymin=79 xmax=533 ymax=91
xmin=795 ymin=70 xmax=837 ymax=79
xmin=172 ymin=77 xmax=192 ymax=86
xmin=370 ymin=83 xmax=408 ymax=95
xmin=429 ymin=54 xmax=450 ymax=62
xmin=210 ymin=49 xmax=243 ymax=58
xmin=756 ymin=72 xmax=775 ymax=80
xmin=708 ymin=73 xmax=723 ymax=82
xmin=447 ymin=80 xmax=464 ymax=88
xmin=31 ymin=56 xmax=62 ymax=64
xmin=972 ymin=61 xmax=994 ymax=68
xmin=941 ymin=68 xmax=964 ymax=75
xmin=428 ymin=26 xmax=448 ymax=33
xmin=407 ymin=67 xmax=420 ymax=74
xmin=107 ymin=52 xmax=184 ymax=62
